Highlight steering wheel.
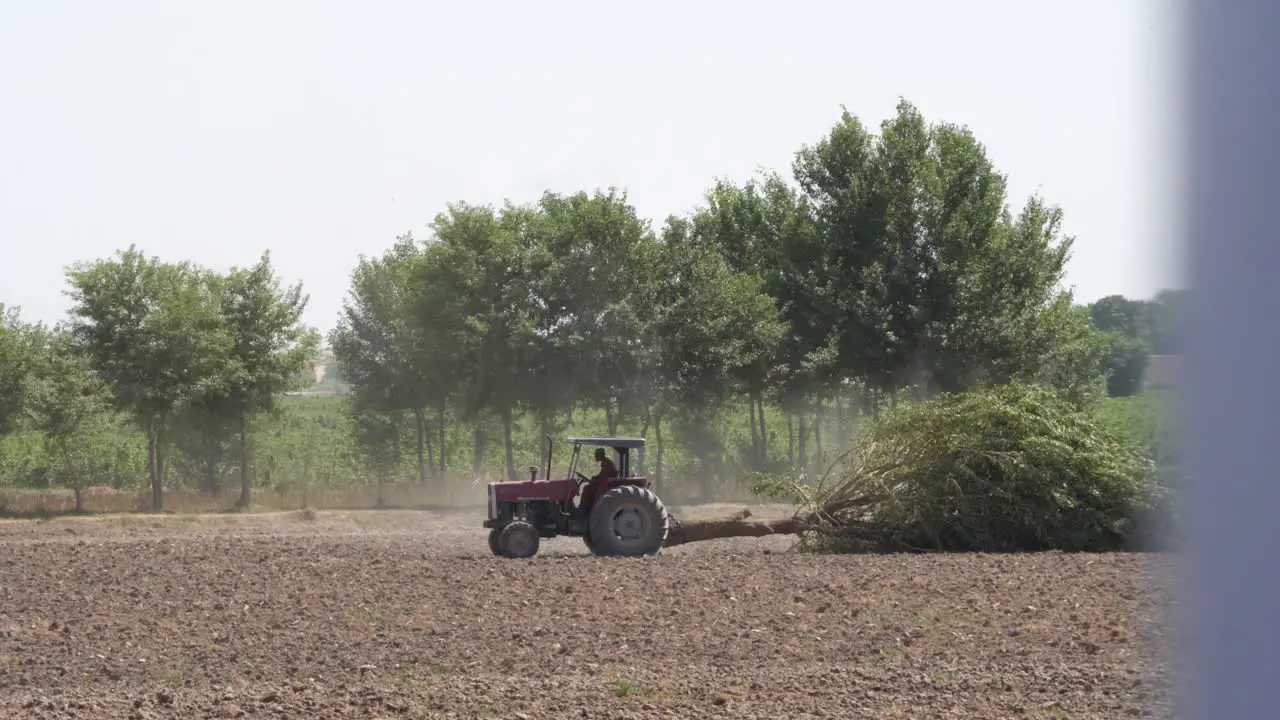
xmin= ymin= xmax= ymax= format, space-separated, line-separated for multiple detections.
xmin=574 ymin=471 xmax=590 ymax=484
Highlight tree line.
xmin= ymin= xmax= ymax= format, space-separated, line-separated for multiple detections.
xmin=0 ymin=99 xmax=1182 ymax=511
xmin=327 ymin=99 xmax=1181 ymax=490
xmin=0 ymin=254 xmax=317 ymax=511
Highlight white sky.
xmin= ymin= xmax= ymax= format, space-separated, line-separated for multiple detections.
xmin=0 ymin=0 xmax=1184 ymax=334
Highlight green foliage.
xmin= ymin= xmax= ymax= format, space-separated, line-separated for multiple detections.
xmin=58 ymin=247 xmax=319 ymax=509
xmin=1097 ymin=331 xmax=1150 ymax=398
xmin=215 ymin=252 xmax=318 ymax=421
xmin=0 ymin=305 xmax=41 ymax=436
xmin=1082 ymin=290 xmax=1183 ymax=397
xmin=64 ymin=247 xmax=230 ymax=509
xmin=1098 ymin=389 xmax=1180 ymax=490
xmin=24 ymin=328 xmax=114 ymax=495
xmin=1089 ymin=290 xmax=1183 ymax=355
xmin=798 ymin=381 xmax=1159 ymax=552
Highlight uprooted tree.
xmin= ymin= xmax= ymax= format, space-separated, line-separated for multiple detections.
xmin=664 ymin=380 xmax=1162 ymax=553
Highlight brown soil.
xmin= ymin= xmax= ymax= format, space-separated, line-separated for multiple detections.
xmin=0 ymin=506 xmax=1175 ymax=719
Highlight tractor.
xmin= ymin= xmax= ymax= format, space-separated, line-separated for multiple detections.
xmin=482 ymin=436 xmax=669 ymax=558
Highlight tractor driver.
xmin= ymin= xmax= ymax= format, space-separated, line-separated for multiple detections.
xmin=592 ymin=447 xmax=619 ymax=481
xmin=578 ymin=448 xmax=618 ymax=514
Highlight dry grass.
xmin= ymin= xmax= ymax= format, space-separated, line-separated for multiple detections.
xmin=0 ymin=476 xmax=486 ymax=517
xmin=0 ymin=472 xmax=765 ymax=519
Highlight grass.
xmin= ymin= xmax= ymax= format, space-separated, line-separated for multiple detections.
xmin=0 ymin=477 xmax=486 ymax=517
xmin=613 ymin=678 xmax=643 ymax=697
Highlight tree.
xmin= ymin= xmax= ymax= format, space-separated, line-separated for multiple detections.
xmin=534 ymin=189 xmax=657 ymax=435
xmin=1098 ymin=331 xmax=1150 ymax=397
xmin=669 ymin=381 xmax=1158 ymax=553
xmin=0 ymin=304 xmax=40 ymax=437
xmin=331 ymin=235 xmax=449 ymax=483
xmin=643 ymin=215 xmax=786 ymax=491
xmin=930 ymin=197 xmax=1105 ymax=401
xmin=418 ymin=202 xmax=540 ymax=481
xmin=25 ymin=327 xmax=114 ymax=511
xmin=791 ymin=105 xmax=887 ymax=409
xmin=347 ymin=400 xmax=403 ymax=508
xmin=1144 ymin=289 xmax=1185 ymax=354
xmin=214 ymin=252 xmax=318 ymax=508
xmin=792 ymin=100 xmax=1102 ymax=407
xmin=168 ymin=390 xmax=237 ymax=495
xmin=65 ymin=247 xmax=231 ymax=512
xmin=1089 ymin=294 xmax=1147 ymax=338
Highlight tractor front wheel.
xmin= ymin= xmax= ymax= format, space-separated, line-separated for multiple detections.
xmin=496 ymin=520 xmax=540 ymax=559
xmin=587 ymin=485 xmax=669 ymax=557
xmin=488 ymin=527 xmax=502 ymax=555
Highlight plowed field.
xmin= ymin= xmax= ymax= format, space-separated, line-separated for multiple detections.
xmin=0 ymin=506 xmax=1174 ymax=719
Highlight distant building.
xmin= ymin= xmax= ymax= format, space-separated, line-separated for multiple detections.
xmin=1144 ymin=354 xmax=1181 ymax=390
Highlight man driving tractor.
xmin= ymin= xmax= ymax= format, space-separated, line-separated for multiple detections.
xmin=593 ymin=447 xmax=618 ymax=480
xmin=578 ymin=447 xmax=618 ymax=513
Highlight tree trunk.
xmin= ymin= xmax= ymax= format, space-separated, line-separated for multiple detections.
xmin=654 ymin=415 xmax=665 ymax=495
xmin=472 ymin=423 xmax=485 ymax=476
xmin=835 ymin=391 xmax=847 ymax=452
xmin=814 ymin=398 xmax=825 ymax=467
xmin=202 ymin=452 xmax=220 ymax=495
xmin=157 ymin=444 xmax=167 ymax=511
xmin=437 ymin=406 xmax=447 ymax=474
xmin=756 ymin=396 xmax=768 ymax=468
xmin=663 ymin=509 xmax=807 ymax=547
xmin=538 ymin=411 xmax=554 ymax=477
xmin=638 ymin=412 xmax=651 ymax=475
xmin=425 ymin=422 xmax=436 ymax=479
xmin=605 ymin=400 xmax=618 ymax=436
xmin=146 ymin=421 xmax=161 ymax=513
xmin=302 ymin=454 xmax=313 ymax=507
xmin=502 ymin=405 xmax=517 ymax=482
xmin=62 ymin=441 xmax=83 ymax=514
xmin=787 ymin=414 xmax=795 ymax=468
xmin=413 ymin=408 xmax=427 ymax=484
xmin=748 ymin=396 xmax=760 ymax=471
xmin=798 ymin=411 xmax=808 ymax=471
xmin=236 ymin=416 xmax=251 ymax=510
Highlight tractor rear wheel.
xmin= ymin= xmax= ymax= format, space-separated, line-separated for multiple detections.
xmin=587 ymin=485 xmax=669 ymax=557
xmin=496 ymin=520 xmax=540 ymax=559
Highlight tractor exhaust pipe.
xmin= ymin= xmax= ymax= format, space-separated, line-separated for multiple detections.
xmin=544 ymin=434 xmax=553 ymax=482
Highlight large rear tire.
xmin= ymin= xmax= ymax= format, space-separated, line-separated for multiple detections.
xmin=496 ymin=520 xmax=540 ymax=559
xmin=588 ymin=485 xmax=669 ymax=557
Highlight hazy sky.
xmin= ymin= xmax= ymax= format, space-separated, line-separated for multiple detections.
xmin=1 ymin=0 xmax=1182 ymax=335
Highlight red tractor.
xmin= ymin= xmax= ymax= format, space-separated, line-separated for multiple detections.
xmin=483 ymin=436 xmax=669 ymax=558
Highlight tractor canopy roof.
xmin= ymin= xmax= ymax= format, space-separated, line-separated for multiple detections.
xmin=566 ymin=436 xmax=646 ymax=450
